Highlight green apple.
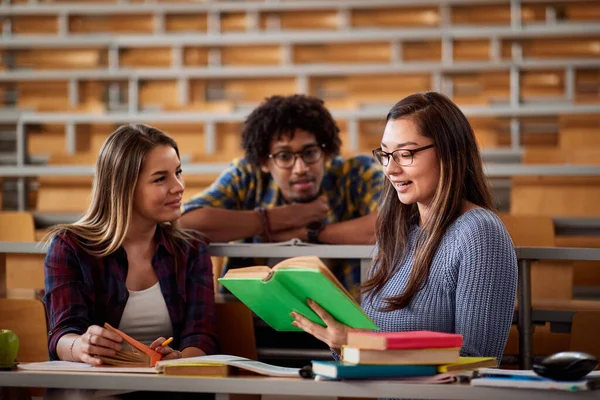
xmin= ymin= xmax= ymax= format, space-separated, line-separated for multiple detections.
xmin=0 ymin=329 xmax=19 ymax=367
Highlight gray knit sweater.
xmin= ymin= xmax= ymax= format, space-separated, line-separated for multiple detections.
xmin=362 ymin=208 xmax=518 ymax=361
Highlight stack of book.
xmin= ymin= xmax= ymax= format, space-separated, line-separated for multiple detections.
xmin=312 ymin=331 xmax=497 ymax=380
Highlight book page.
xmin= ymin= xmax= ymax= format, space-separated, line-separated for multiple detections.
xmin=156 ymin=355 xmax=300 ymax=377
xmin=221 ymin=266 xmax=271 ymax=279
xmin=273 ymin=256 xmax=355 ymax=303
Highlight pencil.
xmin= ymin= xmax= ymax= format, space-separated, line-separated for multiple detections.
xmin=161 ymin=337 xmax=174 ymax=347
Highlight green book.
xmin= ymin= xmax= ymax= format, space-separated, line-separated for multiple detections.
xmin=218 ymin=256 xmax=378 ymax=332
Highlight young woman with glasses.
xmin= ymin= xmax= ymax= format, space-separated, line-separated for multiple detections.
xmin=291 ymin=92 xmax=518 ymax=364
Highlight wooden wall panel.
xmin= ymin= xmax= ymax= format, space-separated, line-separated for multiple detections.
xmin=120 ymin=47 xmax=172 ymax=68
xmin=351 ymin=7 xmax=439 ymax=28
xmin=165 ymin=13 xmax=207 ymax=33
xmin=221 ymin=46 xmax=281 ymax=66
xmin=139 ymin=80 xmax=179 ymax=110
xmin=261 ymin=10 xmax=339 ymax=30
xmin=11 ymin=16 xmax=58 ymax=34
xmin=221 ymin=12 xmax=247 ymax=32
xmin=511 ymin=176 xmax=600 ymax=217
xmin=14 ymin=49 xmax=106 ymax=70
xmin=69 ymin=14 xmax=154 ymax=34
xmin=294 ymin=42 xmax=391 ymax=64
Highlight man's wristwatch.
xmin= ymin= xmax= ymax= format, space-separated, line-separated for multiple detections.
xmin=306 ymin=221 xmax=325 ymax=244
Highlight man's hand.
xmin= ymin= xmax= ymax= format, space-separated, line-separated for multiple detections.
xmin=270 ymin=196 xmax=329 ymax=231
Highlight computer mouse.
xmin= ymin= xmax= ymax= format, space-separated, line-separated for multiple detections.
xmin=533 ymin=351 xmax=598 ymax=381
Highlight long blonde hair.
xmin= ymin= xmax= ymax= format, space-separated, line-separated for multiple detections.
xmin=363 ymin=92 xmax=494 ymax=311
xmin=46 ymin=124 xmax=194 ymax=257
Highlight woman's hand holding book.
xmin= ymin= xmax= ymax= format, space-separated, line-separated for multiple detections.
xmin=75 ymin=325 xmax=123 ymax=366
xmin=291 ymin=299 xmax=372 ymax=352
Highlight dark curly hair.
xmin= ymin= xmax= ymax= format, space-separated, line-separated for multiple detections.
xmin=241 ymin=94 xmax=342 ymax=166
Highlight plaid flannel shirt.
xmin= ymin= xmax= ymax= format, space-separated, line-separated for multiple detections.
xmin=43 ymin=225 xmax=218 ymax=360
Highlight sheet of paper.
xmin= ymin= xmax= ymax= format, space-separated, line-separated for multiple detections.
xmin=18 ymin=361 xmax=157 ymax=374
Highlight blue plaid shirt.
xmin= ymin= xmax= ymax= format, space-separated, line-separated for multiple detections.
xmin=183 ymin=155 xmax=384 ymax=294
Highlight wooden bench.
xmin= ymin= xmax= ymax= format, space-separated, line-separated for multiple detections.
xmin=0 ymin=212 xmax=45 ymax=299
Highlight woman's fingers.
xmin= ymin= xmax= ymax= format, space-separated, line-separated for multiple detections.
xmin=149 ymin=337 xmax=167 ymax=350
xmin=161 ymin=350 xmax=181 ymax=360
xmin=291 ymin=312 xmax=329 ymax=342
xmin=80 ymin=353 xmax=103 ymax=366
xmin=154 ymin=346 xmax=173 ymax=355
xmin=87 ymin=333 xmax=122 ymax=352
xmin=87 ymin=325 xmax=122 ymax=343
xmin=80 ymin=340 xmax=117 ymax=357
xmin=306 ymin=299 xmax=338 ymax=326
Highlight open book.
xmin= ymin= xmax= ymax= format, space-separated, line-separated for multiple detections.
xmin=18 ymin=355 xmax=301 ymax=378
xmin=99 ymin=323 xmax=162 ymax=367
xmin=218 ymin=256 xmax=378 ymax=331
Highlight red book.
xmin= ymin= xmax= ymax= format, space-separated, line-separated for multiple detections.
xmin=346 ymin=331 xmax=463 ymax=350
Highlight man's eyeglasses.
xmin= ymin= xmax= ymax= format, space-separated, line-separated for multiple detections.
xmin=372 ymin=144 xmax=434 ymax=167
xmin=268 ymin=144 xmax=326 ymax=169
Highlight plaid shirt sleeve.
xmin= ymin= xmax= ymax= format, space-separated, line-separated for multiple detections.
xmin=43 ymin=233 xmax=93 ymax=361
xmin=178 ymin=235 xmax=219 ymax=354
xmin=183 ymin=158 xmax=256 ymax=214
xmin=349 ymin=155 xmax=385 ymax=215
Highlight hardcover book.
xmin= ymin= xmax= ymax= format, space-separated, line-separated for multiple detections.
xmin=311 ymin=360 xmax=437 ymax=379
xmin=98 ymin=323 xmax=163 ymax=367
xmin=218 ymin=256 xmax=378 ymax=331
xmin=346 ymin=330 xmax=463 ymax=350
xmin=341 ymin=346 xmax=460 ymax=365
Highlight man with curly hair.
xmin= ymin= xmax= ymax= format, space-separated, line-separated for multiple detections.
xmin=181 ymin=94 xmax=384 ymax=294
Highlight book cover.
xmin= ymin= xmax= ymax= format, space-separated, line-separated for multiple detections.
xmin=218 ymin=256 xmax=378 ymax=332
xmin=311 ymin=360 xmax=437 ymax=379
xmin=347 ymin=330 xmax=463 ymax=350
xmin=341 ymin=346 xmax=460 ymax=365
xmin=99 ymin=323 xmax=162 ymax=367
xmin=437 ymin=357 xmax=497 ymax=373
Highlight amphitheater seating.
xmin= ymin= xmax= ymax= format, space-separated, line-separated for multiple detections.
xmin=0 ymin=212 xmax=45 ymax=298
xmin=0 ymin=298 xmax=48 ymax=362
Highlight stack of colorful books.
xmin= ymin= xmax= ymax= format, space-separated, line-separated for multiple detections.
xmin=311 ymin=331 xmax=497 ymax=380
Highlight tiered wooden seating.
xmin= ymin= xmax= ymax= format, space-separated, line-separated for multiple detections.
xmin=0 ymin=212 xmax=45 ymax=299
xmin=499 ymin=214 xmax=581 ymax=358
xmin=499 ymin=214 xmax=573 ymax=300
xmin=511 ymin=146 xmax=600 ymax=217
xmin=569 ymin=311 xmax=600 ymax=361
xmin=3 ymin=0 xmax=598 ymax=188
xmin=0 ymin=299 xmax=48 ymax=362
xmin=559 ymin=115 xmax=600 ymax=149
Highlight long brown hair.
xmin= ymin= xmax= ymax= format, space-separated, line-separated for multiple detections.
xmin=46 ymin=124 xmax=194 ymax=257
xmin=363 ymin=92 xmax=494 ymax=311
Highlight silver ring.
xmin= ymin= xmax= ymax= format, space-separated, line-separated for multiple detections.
xmin=87 ymin=333 xmax=93 ymax=343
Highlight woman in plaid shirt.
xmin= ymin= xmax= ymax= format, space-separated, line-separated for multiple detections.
xmin=43 ymin=124 xmax=218 ymax=366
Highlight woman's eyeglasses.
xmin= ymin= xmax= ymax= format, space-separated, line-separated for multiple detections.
xmin=372 ymin=144 xmax=434 ymax=167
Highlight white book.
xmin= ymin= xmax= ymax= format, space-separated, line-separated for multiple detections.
xmin=18 ymin=355 xmax=300 ymax=378
xmin=471 ymin=377 xmax=593 ymax=391
xmin=472 ymin=368 xmax=600 ymax=392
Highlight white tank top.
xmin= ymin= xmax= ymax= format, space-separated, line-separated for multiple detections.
xmin=118 ymin=282 xmax=174 ymax=346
